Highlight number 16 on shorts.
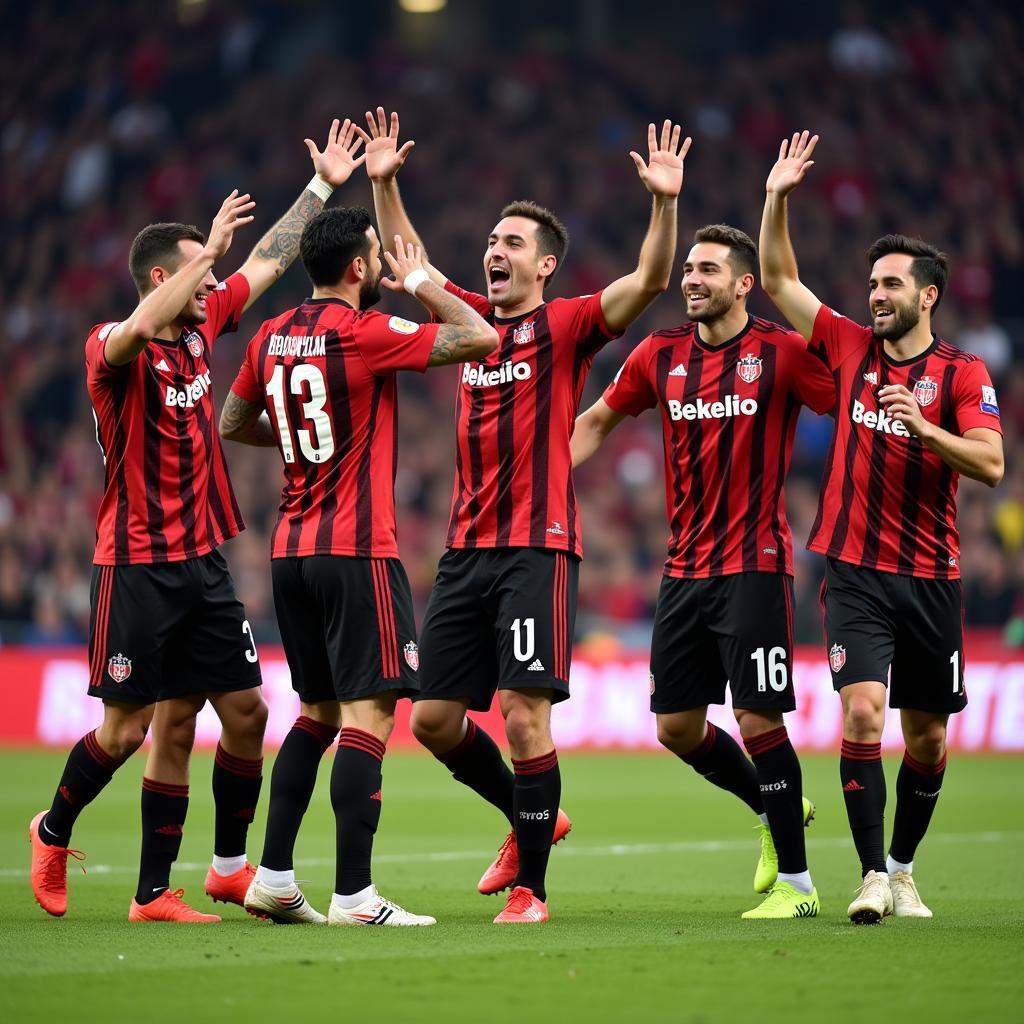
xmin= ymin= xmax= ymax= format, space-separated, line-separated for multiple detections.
xmin=751 ymin=646 xmax=788 ymax=692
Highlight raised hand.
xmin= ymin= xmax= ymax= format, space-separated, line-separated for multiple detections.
xmin=204 ymin=189 xmax=256 ymax=260
xmin=304 ymin=118 xmax=366 ymax=189
xmin=381 ymin=235 xmax=426 ymax=292
xmin=630 ymin=120 xmax=691 ymax=199
xmin=766 ymin=131 xmax=819 ymax=196
xmin=357 ymin=107 xmax=416 ymax=183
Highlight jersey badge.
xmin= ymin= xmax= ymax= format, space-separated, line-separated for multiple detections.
xmin=388 ymin=316 xmax=420 ymax=335
xmin=513 ymin=320 xmax=535 ymax=346
xmin=185 ymin=332 xmax=204 ymax=358
xmin=107 ymin=652 xmax=132 ymax=683
xmin=863 ymin=371 xmax=878 ymax=385
xmin=669 ymin=363 xmax=687 ymax=377
xmin=403 ymin=641 xmax=419 ymax=671
xmin=828 ymin=643 xmax=846 ymax=674
xmin=980 ymin=385 xmax=1000 ymax=416
xmin=649 ymin=672 xmax=656 ymax=695
xmin=736 ymin=354 xmax=762 ymax=384
xmin=912 ymin=376 xmax=938 ymax=408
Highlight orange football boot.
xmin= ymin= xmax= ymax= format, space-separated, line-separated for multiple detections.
xmin=128 ymin=888 xmax=221 ymax=922
xmin=204 ymin=862 xmax=265 ymax=916
xmin=29 ymin=811 xmax=85 ymax=917
xmin=477 ymin=809 xmax=571 ymax=895
xmin=493 ymin=886 xmax=549 ymax=924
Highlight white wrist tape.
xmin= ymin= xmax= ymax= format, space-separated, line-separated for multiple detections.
xmin=404 ymin=268 xmax=430 ymax=296
xmin=305 ymin=175 xmax=334 ymax=203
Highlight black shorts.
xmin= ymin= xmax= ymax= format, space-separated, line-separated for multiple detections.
xmin=87 ymin=550 xmax=262 ymax=705
xmin=649 ymin=572 xmax=796 ymax=714
xmin=272 ymin=555 xmax=419 ymax=703
xmin=416 ymin=548 xmax=578 ymax=712
xmin=821 ymin=558 xmax=967 ymax=714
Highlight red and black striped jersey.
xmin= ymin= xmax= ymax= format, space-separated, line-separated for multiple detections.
xmin=604 ymin=316 xmax=834 ymax=579
xmin=230 ymin=298 xmax=439 ymax=559
xmin=86 ymin=272 xmax=250 ymax=566
xmin=441 ymin=281 xmax=621 ymax=557
xmin=807 ymin=304 xmax=1002 ymax=579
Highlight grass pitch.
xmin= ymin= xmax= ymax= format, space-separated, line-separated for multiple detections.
xmin=1 ymin=749 xmax=1021 ymax=1023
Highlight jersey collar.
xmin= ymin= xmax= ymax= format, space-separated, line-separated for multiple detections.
xmin=693 ymin=314 xmax=753 ymax=352
xmin=879 ymin=332 xmax=940 ymax=367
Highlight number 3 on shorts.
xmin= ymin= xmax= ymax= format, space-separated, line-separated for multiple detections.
xmin=242 ymin=619 xmax=259 ymax=664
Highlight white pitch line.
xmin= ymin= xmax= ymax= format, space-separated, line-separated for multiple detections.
xmin=1 ymin=829 xmax=1018 ymax=880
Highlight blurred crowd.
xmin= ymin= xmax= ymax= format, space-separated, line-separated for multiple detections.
xmin=1 ymin=0 xmax=1022 ymax=648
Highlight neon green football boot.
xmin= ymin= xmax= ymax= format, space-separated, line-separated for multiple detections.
xmin=753 ymin=796 xmax=816 ymax=893
xmin=742 ymin=881 xmax=820 ymax=919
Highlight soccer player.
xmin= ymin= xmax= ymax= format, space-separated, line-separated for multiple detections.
xmin=759 ymin=132 xmax=1004 ymax=923
xmin=29 ymin=119 xmax=368 ymax=922
xmin=220 ymin=211 xmax=497 ymax=926
xmin=571 ymin=224 xmax=832 ymax=919
xmin=360 ymin=108 xmax=688 ymax=923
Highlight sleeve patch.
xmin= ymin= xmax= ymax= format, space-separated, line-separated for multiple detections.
xmin=980 ymin=384 xmax=1000 ymax=416
xmin=98 ymin=322 xmax=119 ymax=341
xmin=388 ymin=316 xmax=420 ymax=335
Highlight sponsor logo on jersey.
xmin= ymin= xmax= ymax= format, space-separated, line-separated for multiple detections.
xmin=185 ymin=332 xmax=204 ymax=358
xmin=912 ymin=376 xmax=938 ymax=407
xmin=762 ymin=546 xmax=778 ymax=556
xmin=388 ymin=316 xmax=420 ymax=336
xmin=107 ymin=652 xmax=132 ymax=683
xmin=268 ymin=333 xmax=327 ymax=357
xmin=403 ymin=641 xmax=419 ymax=671
xmin=165 ymin=370 xmax=212 ymax=409
xmin=736 ymin=353 xmax=762 ymax=383
xmin=154 ymin=358 xmax=171 ymax=372
xmin=667 ymin=395 xmax=758 ymax=422
xmin=980 ymin=384 xmax=1000 ymax=416
xmin=851 ymin=398 xmax=910 ymax=436
xmin=547 ymin=521 xmax=566 ymax=536
xmin=863 ymin=371 xmax=878 ymax=385
xmin=462 ymin=359 xmax=532 ymax=387
xmin=829 ymin=643 xmax=846 ymax=673
xmin=513 ymin=320 xmax=535 ymax=345
xmin=669 ymin=363 xmax=687 ymax=377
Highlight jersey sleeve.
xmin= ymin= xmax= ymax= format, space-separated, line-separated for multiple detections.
xmin=440 ymin=280 xmax=493 ymax=318
xmin=203 ymin=272 xmax=251 ymax=344
xmin=602 ymin=337 xmax=657 ymax=416
xmin=354 ymin=311 xmax=441 ymax=374
xmin=789 ymin=336 xmax=836 ymax=414
xmin=951 ymin=358 xmax=1003 ymax=435
xmin=809 ymin=302 xmax=865 ymax=369
xmin=85 ymin=322 xmax=126 ymax=385
xmin=554 ymin=291 xmax=624 ymax=355
xmin=229 ymin=333 xmax=263 ymax=403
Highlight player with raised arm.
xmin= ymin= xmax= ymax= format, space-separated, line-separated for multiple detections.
xmin=29 ymin=120 xmax=368 ymax=923
xmin=572 ymin=224 xmax=832 ymax=919
xmin=360 ymin=108 xmax=688 ymax=923
xmin=759 ymin=132 xmax=1004 ymax=924
xmin=220 ymin=210 xmax=496 ymax=926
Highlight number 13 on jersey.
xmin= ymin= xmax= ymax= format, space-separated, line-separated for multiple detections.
xmin=265 ymin=363 xmax=335 ymax=464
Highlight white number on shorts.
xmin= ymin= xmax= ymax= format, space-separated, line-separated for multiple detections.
xmin=751 ymin=646 xmax=788 ymax=692
xmin=511 ymin=617 xmax=536 ymax=663
xmin=950 ymin=650 xmax=960 ymax=693
xmin=265 ymin=363 xmax=335 ymax=464
xmin=242 ymin=619 xmax=259 ymax=664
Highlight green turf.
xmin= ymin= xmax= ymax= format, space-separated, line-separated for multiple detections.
xmin=1 ymin=750 xmax=1022 ymax=1023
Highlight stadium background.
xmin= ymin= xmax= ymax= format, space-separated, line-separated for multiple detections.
xmin=1 ymin=0 xmax=1022 ymax=751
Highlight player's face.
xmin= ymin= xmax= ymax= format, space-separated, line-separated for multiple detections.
xmin=358 ymin=226 xmax=383 ymax=309
xmin=175 ymin=239 xmax=217 ymax=326
xmin=484 ymin=216 xmax=551 ymax=308
xmin=681 ymin=243 xmax=738 ymax=323
xmin=869 ymin=253 xmax=923 ymax=340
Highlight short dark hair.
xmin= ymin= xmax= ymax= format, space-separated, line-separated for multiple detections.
xmin=866 ymin=234 xmax=948 ymax=309
xmin=129 ymin=222 xmax=205 ymax=293
xmin=300 ymin=207 xmax=374 ymax=288
xmin=499 ymin=200 xmax=569 ymax=288
xmin=692 ymin=224 xmax=757 ymax=278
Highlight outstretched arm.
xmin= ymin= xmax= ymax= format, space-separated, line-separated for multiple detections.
xmin=359 ymin=107 xmax=447 ymax=286
xmin=571 ymin=398 xmax=626 ymax=468
xmin=219 ymin=392 xmax=279 ymax=447
xmin=759 ymin=131 xmax=823 ymax=340
xmin=105 ymin=190 xmax=255 ymax=366
xmin=235 ymin=118 xmax=366 ymax=310
xmin=382 ymin=236 xmax=496 ymax=365
xmin=600 ymin=121 xmax=690 ymax=334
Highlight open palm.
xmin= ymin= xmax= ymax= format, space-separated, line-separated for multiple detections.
xmin=304 ymin=118 xmax=366 ymax=189
xmin=358 ymin=107 xmax=416 ymax=182
xmin=766 ymin=131 xmax=819 ymax=195
xmin=631 ymin=120 xmax=691 ymax=198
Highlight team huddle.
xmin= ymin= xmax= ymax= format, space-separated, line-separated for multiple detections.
xmin=28 ymin=112 xmax=1003 ymax=927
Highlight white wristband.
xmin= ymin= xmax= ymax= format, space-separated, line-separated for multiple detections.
xmin=305 ymin=175 xmax=334 ymax=203
xmin=404 ymin=268 xmax=430 ymax=296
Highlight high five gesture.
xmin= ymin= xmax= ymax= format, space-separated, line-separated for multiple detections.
xmin=630 ymin=120 xmax=692 ymax=199
xmin=765 ymin=131 xmax=819 ymax=198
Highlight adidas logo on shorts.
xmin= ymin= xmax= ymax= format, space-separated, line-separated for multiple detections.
xmin=527 ymin=659 xmax=546 ymax=672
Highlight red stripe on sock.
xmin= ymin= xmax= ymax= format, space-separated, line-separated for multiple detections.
xmin=435 ymin=718 xmax=477 ymax=765
xmin=292 ymin=716 xmax=338 ymax=746
xmin=338 ymin=728 xmax=386 ymax=762
xmin=83 ymin=729 xmax=121 ymax=772
xmin=841 ymin=739 xmax=882 ymax=762
xmin=512 ymin=749 xmax=558 ymax=776
xmin=903 ymin=749 xmax=946 ymax=776
xmin=682 ymin=721 xmax=718 ymax=764
xmin=142 ymin=777 xmax=189 ymax=798
xmin=743 ymin=726 xmax=789 ymax=757
xmin=215 ymin=743 xmax=264 ymax=777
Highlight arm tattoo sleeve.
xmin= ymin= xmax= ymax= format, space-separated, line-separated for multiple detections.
xmin=419 ymin=283 xmax=488 ymax=367
xmin=219 ymin=391 xmax=279 ymax=447
xmin=253 ymin=189 xmax=325 ymax=273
